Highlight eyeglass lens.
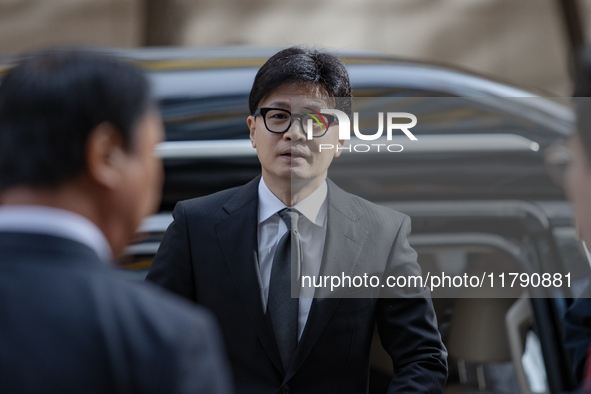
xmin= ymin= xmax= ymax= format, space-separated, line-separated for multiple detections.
xmin=264 ymin=108 xmax=329 ymax=136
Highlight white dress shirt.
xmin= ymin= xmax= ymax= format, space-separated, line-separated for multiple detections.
xmin=0 ymin=205 xmax=113 ymax=263
xmin=257 ymin=178 xmax=327 ymax=340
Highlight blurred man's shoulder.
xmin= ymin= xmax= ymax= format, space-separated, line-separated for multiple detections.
xmin=99 ymin=271 xmax=217 ymax=331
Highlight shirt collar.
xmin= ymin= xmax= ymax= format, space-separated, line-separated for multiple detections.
xmin=258 ymin=177 xmax=328 ymax=227
xmin=0 ymin=205 xmax=113 ymax=263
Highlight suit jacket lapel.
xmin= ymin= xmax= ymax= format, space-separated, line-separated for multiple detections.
xmin=285 ymin=179 xmax=369 ymax=382
xmin=214 ymin=176 xmax=284 ymax=374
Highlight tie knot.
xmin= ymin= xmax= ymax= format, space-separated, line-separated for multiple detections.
xmin=278 ymin=208 xmax=300 ymax=231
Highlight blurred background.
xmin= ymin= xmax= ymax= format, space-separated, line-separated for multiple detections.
xmin=1 ymin=0 xmax=590 ymax=96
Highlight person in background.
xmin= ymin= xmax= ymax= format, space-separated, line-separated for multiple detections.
xmin=564 ymin=51 xmax=591 ymax=391
xmin=0 ymin=50 xmax=232 ymax=394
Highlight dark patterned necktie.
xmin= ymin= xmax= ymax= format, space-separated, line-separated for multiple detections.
xmin=267 ymin=208 xmax=302 ymax=370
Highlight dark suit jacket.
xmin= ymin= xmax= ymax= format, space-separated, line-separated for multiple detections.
xmin=147 ymin=176 xmax=448 ymax=394
xmin=564 ymin=284 xmax=591 ymax=384
xmin=0 ymin=231 xmax=232 ymax=394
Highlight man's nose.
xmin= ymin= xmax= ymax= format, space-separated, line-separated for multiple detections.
xmin=283 ymin=119 xmax=307 ymax=142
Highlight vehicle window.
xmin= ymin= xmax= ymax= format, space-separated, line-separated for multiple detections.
xmin=416 ymin=246 xmax=525 ymax=300
xmin=370 ymin=240 xmax=553 ymax=394
xmin=353 ymin=87 xmax=456 ymax=98
xmin=160 ymin=95 xmax=250 ymax=141
xmin=158 ymin=91 xmax=567 ymax=144
xmin=349 ymin=96 xmax=564 ymax=142
xmin=413 ymin=245 xmax=531 ymax=394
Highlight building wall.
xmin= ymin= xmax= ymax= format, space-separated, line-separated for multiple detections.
xmin=1 ymin=0 xmax=590 ymax=95
xmin=0 ymin=0 xmax=143 ymax=52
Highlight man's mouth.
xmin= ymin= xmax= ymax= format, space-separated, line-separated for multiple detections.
xmin=281 ymin=152 xmax=306 ymax=159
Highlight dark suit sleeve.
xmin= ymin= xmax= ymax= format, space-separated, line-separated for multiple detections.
xmin=376 ymin=215 xmax=448 ymax=394
xmin=146 ymin=201 xmax=196 ymax=301
xmin=563 ymin=284 xmax=591 ymax=383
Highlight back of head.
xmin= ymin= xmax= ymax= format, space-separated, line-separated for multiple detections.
xmin=0 ymin=50 xmax=152 ymax=191
xmin=248 ymin=46 xmax=352 ymax=116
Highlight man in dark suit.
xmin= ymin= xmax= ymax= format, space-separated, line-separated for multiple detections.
xmin=564 ymin=283 xmax=591 ymax=384
xmin=0 ymin=50 xmax=232 ymax=394
xmin=147 ymin=46 xmax=448 ymax=393
xmin=563 ymin=54 xmax=591 ymax=390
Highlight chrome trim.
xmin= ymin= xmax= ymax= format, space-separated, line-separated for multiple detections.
xmin=409 ymin=232 xmax=523 ymax=259
xmin=381 ymin=200 xmax=551 ymax=230
xmin=346 ymin=134 xmax=540 ymax=154
xmin=124 ymin=242 xmax=161 ymax=255
xmin=552 ymin=227 xmax=577 ymax=239
xmin=156 ymin=134 xmax=540 ymax=160
xmin=137 ymin=213 xmax=175 ymax=232
xmin=156 ymin=139 xmax=256 ymax=159
xmin=139 ymin=200 xmax=552 ymax=236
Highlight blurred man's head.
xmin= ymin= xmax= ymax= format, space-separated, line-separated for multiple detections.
xmin=566 ymin=53 xmax=591 ymax=246
xmin=0 ymin=50 xmax=164 ymax=257
xmin=246 ymin=47 xmax=352 ymax=200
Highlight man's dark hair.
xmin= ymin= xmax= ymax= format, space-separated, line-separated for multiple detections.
xmin=574 ymin=49 xmax=591 ymax=162
xmin=248 ymin=46 xmax=352 ymax=116
xmin=0 ymin=50 xmax=153 ymax=191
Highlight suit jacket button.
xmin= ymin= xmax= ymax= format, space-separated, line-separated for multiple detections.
xmin=281 ymin=385 xmax=290 ymax=394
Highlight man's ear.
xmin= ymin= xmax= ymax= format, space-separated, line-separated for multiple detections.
xmin=85 ymin=122 xmax=127 ymax=189
xmin=334 ymin=139 xmax=345 ymax=158
xmin=247 ymin=115 xmax=256 ymax=148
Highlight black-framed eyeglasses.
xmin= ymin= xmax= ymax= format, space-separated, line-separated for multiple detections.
xmin=253 ymin=107 xmax=338 ymax=138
